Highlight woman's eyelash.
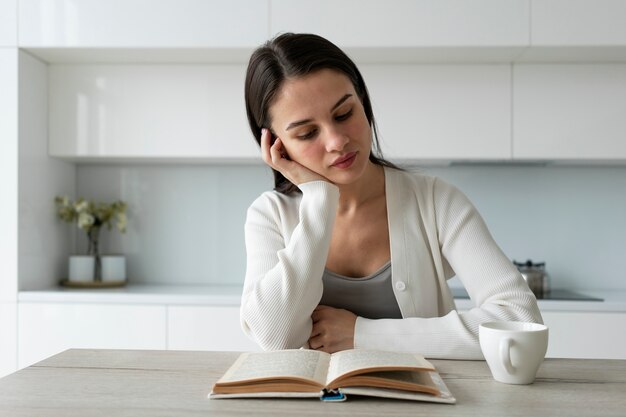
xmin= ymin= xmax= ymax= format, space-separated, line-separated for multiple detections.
xmin=298 ymin=129 xmax=318 ymax=140
xmin=296 ymin=110 xmax=353 ymax=139
xmin=335 ymin=109 xmax=353 ymax=121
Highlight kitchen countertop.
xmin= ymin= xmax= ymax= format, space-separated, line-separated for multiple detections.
xmin=17 ymin=285 xmax=626 ymax=312
xmin=1 ymin=349 xmax=625 ymax=417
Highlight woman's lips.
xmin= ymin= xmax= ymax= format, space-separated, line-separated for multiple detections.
xmin=331 ymin=152 xmax=357 ymax=169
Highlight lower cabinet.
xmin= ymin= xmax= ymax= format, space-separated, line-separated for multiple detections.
xmin=541 ymin=311 xmax=626 ymax=360
xmin=167 ymin=306 xmax=260 ymax=352
xmin=18 ymin=303 xmax=167 ymax=369
xmin=17 ymin=302 xmax=624 ymax=370
xmin=17 ymin=303 xmax=259 ymax=371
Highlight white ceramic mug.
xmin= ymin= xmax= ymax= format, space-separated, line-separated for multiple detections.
xmin=479 ymin=321 xmax=549 ymax=384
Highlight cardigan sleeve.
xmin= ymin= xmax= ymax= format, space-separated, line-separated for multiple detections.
xmin=354 ymin=177 xmax=543 ymax=359
xmin=240 ymin=181 xmax=339 ymax=350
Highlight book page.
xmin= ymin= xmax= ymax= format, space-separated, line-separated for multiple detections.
xmin=217 ymin=350 xmax=330 ymax=386
xmin=326 ymin=349 xmax=434 ymax=386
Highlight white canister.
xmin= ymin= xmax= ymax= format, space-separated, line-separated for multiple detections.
xmin=101 ymin=255 xmax=127 ymax=282
xmin=68 ymin=255 xmax=96 ymax=282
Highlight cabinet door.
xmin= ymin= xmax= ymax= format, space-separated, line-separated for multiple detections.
xmin=362 ymin=64 xmax=511 ymax=160
xmin=168 ymin=306 xmax=260 ymax=352
xmin=531 ymin=0 xmax=626 ymax=46
xmin=0 ymin=0 xmax=17 ymax=46
xmin=514 ymin=64 xmax=626 ymax=160
xmin=271 ymin=0 xmax=528 ymax=48
xmin=18 ymin=303 xmax=167 ymax=368
xmin=19 ymin=0 xmax=268 ymax=47
xmin=542 ymin=311 xmax=626 ymax=359
xmin=49 ymin=64 xmax=258 ymax=159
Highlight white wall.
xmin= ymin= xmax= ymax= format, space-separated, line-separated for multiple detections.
xmin=74 ymin=163 xmax=626 ymax=292
xmin=18 ymin=50 xmax=75 ymax=290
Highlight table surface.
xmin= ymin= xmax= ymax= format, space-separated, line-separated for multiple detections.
xmin=0 ymin=349 xmax=624 ymax=417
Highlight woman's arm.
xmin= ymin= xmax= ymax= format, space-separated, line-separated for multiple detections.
xmin=354 ymin=178 xmax=542 ymax=359
xmin=240 ymin=181 xmax=339 ymax=350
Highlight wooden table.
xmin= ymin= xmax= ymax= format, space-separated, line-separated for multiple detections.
xmin=0 ymin=349 xmax=624 ymax=416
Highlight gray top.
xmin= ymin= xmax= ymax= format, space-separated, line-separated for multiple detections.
xmin=319 ymin=261 xmax=402 ymax=319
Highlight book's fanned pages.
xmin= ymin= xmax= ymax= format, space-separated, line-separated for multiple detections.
xmin=209 ymin=349 xmax=455 ymax=404
xmin=339 ymin=372 xmax=456 ymax=404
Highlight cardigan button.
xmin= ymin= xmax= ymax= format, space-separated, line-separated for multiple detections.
xmin=395 ymin=281 xmax=406 ymax=291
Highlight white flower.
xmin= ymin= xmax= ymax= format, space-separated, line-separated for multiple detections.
xmin=77 ymin=212 xmax=95 ymax=230
xmin=74 ymin=200 xmax=89 ymax=213
xmin=117 ymin=212 xmax=127 ymax=232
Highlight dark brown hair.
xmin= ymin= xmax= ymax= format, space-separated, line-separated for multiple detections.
xmin=244 ymin=32 xmax=400 ymax=194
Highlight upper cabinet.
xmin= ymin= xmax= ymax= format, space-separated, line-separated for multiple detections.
xmin=13 ymin=0 xmax=626 ymax=162
xmin=49 ymin=64 xmax=258 ymax=160
xmin=519 ymin=0 xmax=626 ymax=62
xmin=271 ymin=0 xmax=529 ymax=46
xmin=513 ymin=64 xmax=626 ymax=160
xmin=16 ymin=0 xmax=626 ymax=63
xmin=271 ymin=0 xmax=529 ymax=63
xmin=0 ymin=0 xmax=17 ymax=46
xmin=363 ymin=64 xmax=511 ymax=160
xmin=531 ymin=0 xmax=626 ymax=46
xmin=18 ymin=0 xmax=269 ymax=47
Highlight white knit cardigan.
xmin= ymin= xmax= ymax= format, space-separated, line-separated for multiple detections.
xmin=240 ymin=167 xmax=543 ymax=359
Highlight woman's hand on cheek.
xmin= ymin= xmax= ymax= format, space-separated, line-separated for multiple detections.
xmin=308 ymin=305 xmax=357 ymax=354
xmin=260 ymin=128 xmax=329 ymax=186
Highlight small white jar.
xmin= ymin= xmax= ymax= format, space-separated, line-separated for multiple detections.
xmin=68 ymin=255 xmax=95 ymax=282
xmin=101 ymin=255 xmax=127 ymax=282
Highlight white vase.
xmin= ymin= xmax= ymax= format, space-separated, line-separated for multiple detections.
xmin=101 ymin=255 xmax=126 ymax=282
xmin=68 ymin=255 xmax=96 ymax=282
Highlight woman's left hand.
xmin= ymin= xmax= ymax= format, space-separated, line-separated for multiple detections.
xmin=308 ymin=305 xmax=357 ymax=353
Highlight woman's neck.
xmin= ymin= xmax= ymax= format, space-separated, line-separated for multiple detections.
xmin=336 ymin=162 xmax=385 ymax=215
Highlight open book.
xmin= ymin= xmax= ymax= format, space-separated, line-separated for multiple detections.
xmin=209 ymin=349 xmax=455 ymax=403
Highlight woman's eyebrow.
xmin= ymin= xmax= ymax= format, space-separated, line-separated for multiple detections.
xmin=285 ymin=93 xmax=353 ymax=131
xmin=331 ymin=93 xmax=352 ymax=111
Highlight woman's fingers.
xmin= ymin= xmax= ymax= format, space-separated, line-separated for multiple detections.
xmin=260 ymin=128 xmax=286 ymax=169
xmin=259 ymin=127 xmax=328 ymax=185
xmin=269 ymin=138 xmax=286 ymax=165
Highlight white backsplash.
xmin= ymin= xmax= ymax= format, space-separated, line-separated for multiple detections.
xmin=75 ymin=163 xmax=626 ymax=291
xmin=76 ymin=164 xmax=272 ymax=285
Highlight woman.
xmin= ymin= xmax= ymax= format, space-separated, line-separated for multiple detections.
xmin=241 ymin=33 xmax=542 ymax=359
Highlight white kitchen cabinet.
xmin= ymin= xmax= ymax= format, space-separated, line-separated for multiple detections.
xmin=0 ymin=48 xmax=18 ymax=301
xmin=0 ymin=302 xmax=17 ymax=377
xmin=48 ymin=63 xmax=512 ymax=161
xmin=167 ymin=306 xmax=260 ymax=352
xmin=48 ymin=64 xmax=258 ymax=160
xmin=0 ymin=0 xmax=17 ymax=46
xmin=513 ymin=64 xmax=626 ymax=160
xmin=271 ymin=0 xmax=529 ymax=48
xmin=362 ymin=64 xmax=511 ymax=160
xmin=519 ymin=1 xmax=626 ymax=62
xmin=542 ymin=311 xmax=626 ymax=359
xmin=531 ymin=0 xmax=626 ymax=46
xmin=18 ymin=303 xmax=167 ymax=369
xmin=19 ymin=0 xmax=268 ymax=47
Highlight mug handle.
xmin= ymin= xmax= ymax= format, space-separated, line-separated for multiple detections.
xmin=499 ymin=337 xmax=516 ymax=374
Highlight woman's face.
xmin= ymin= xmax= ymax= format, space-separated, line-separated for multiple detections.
xmin=268 ymin=69 xmax=372 ymax=185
